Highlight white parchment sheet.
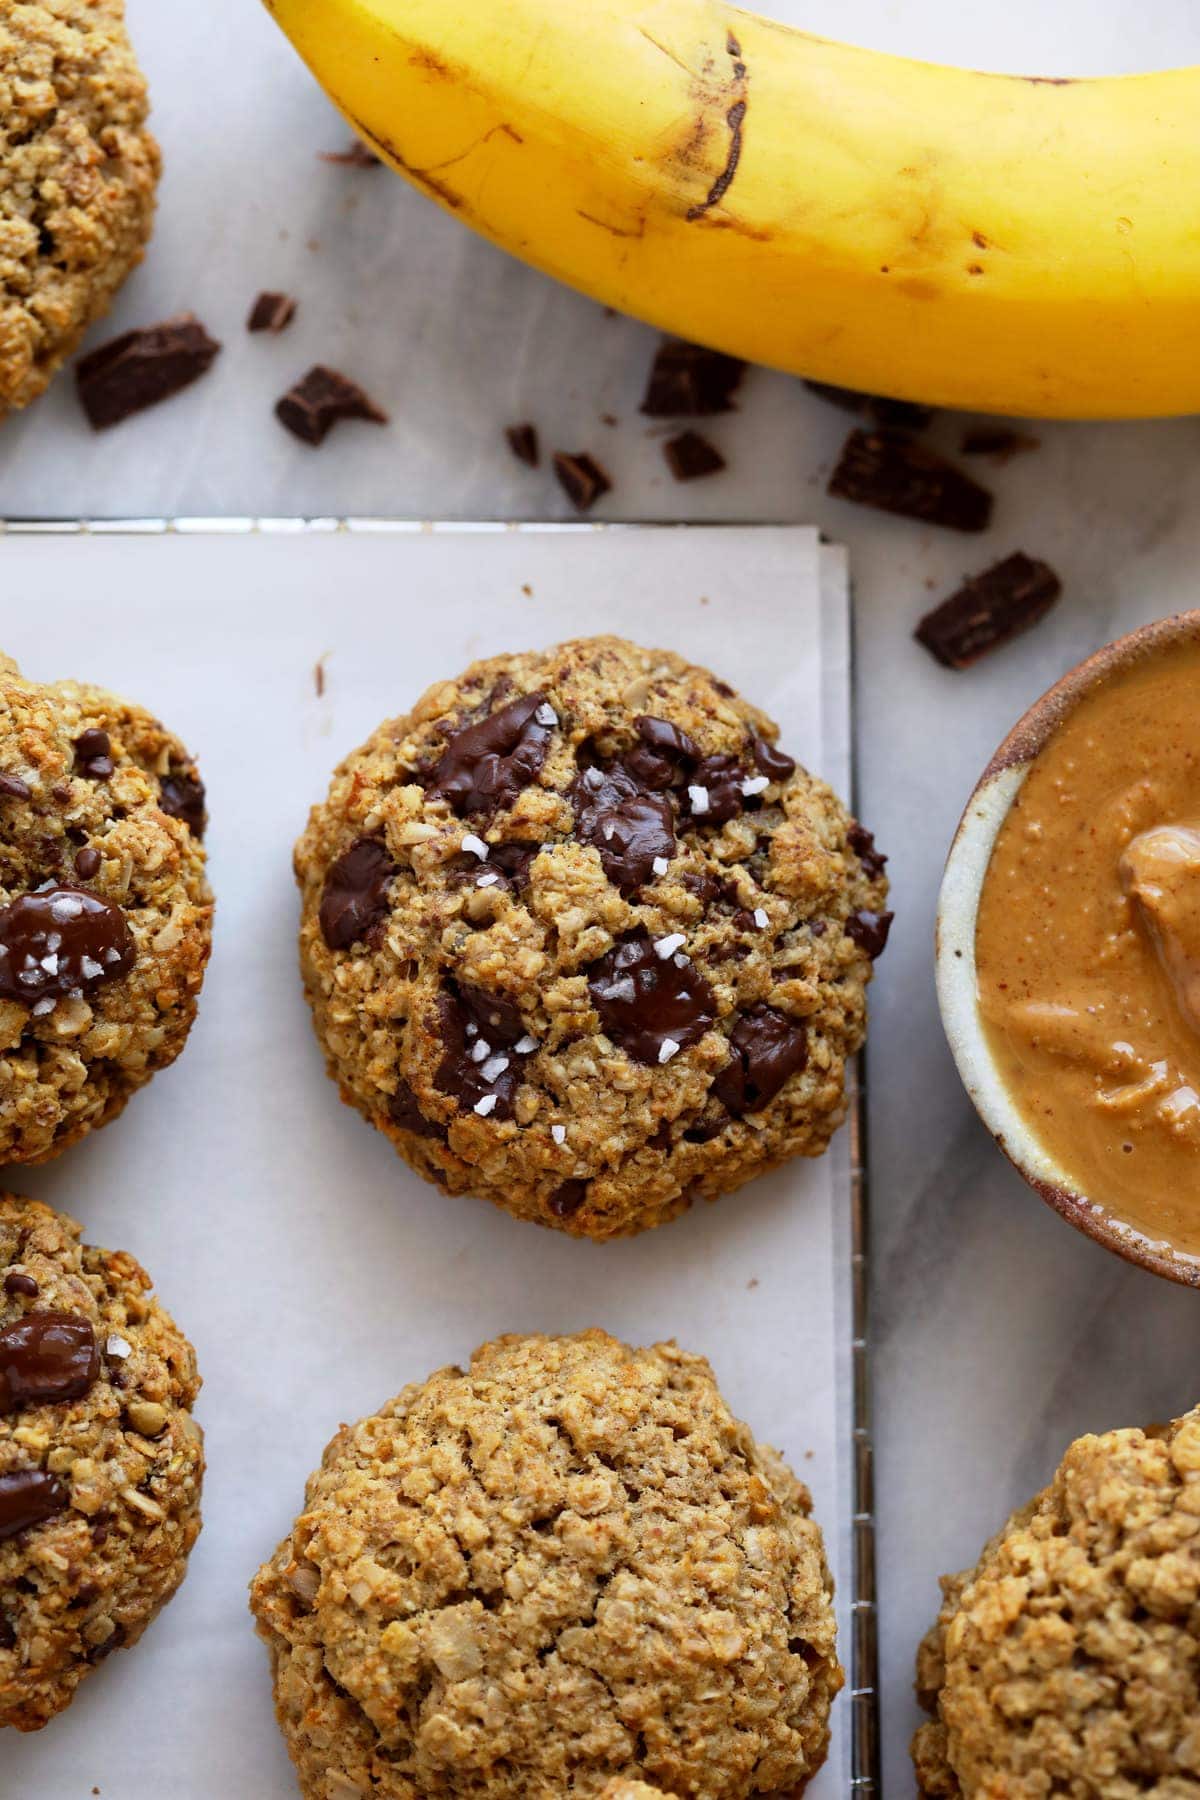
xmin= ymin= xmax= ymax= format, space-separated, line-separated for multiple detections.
xmin=0 ymin=524 xmax=854 ymax=1797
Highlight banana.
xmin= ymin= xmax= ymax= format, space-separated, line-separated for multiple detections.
xmin=263 ymin=0 xmax=1200 ymax=418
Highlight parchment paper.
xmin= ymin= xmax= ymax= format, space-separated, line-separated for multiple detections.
xmin=0 ymin=523 xmax=853 ymax=1797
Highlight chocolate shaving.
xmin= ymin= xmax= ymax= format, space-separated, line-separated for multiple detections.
xmin=663 ymin=430 xmax=726 ymax=481
xmin=248 ymin=292 xmax=297 ymax=334
xmin=76 ymin=314 xmax=221 ymax=430
xmin=553 ymin=451 xmax=611 ymax=513
xmin=641 ymin=339 xmax=744 ymax=416
xmin=828 ymin=430 xmax=993 ymax=532
xmin=276 ymin=366 xmax=388 ymax=447
xmin=915 ymin=553 xmax=1062 ymax=668
xmin=505 ymin=423 xmax=540 ymax=467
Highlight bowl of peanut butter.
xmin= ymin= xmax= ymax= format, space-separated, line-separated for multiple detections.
xmin=937 ymin=613 xmax=1200 ymax=1286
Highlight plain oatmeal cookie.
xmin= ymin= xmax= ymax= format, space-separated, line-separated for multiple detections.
xmin=0 ymin=0 xmax=159 ymax=416
xmin=0 ymin=1193 xmax=203 ymax=1729
xmin=295 ymin=635 xmax=889 ymax=1238
xmin=250 ymin=1330 xmax=842 ymax=1799
xmin=912 ymin=1407 xmax=1200 ymax=1797
xmin=0 ymin=653 xmax=212 ymax=1162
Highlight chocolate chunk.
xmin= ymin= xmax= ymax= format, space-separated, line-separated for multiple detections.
xmin=548 ymin=1180 xmax=587 ymax=1219
xmin=505 ymin=423 xmax=540 ymax=467
xmin=434 ymin=983 xmax=533 ymax=1120
xmin=159 ymin=770 xmax=206 ymax=837
xmin=0 ymin=774 xmax=30 ymax=801
xmin=960 ymin=426 xmax=1040 ymax=461
xmin=571 ymin=763 xmax=675 ymax=895
xmin=626 ymin=715 xmax=699 ymax=789
xmin=846 ymin=909 xmax=894 ymax=959
xmin=318 ymin=839 xmax=396 ymax=950
xmin=0 ymin=1470 xmax=68 ymax=1542
xmin=915 ymin=553 xmax=1062 ymax=669
xmin=248 ymin=291 xmax=297 ymax=334
xmin=0 ymin=886 xmax=134 ymax=1005
xmin=3 ymin=1273 xmax=38 ymax=1299
xmin=388 ymin=1079 xmax=446 ymax=1141
xmin=320 ymin=141 xmax=380 ymax=167
xmin=847 ymin=822 xmax=888 ymax=881
xmin=641 ymin=339 xmax=744 ymax=416
xmin=752 ymin=737 xmax=795 ymax=783
xmin=455 ymin=981 xmax=527 ymax=1047
xmin=682 ymin=1115 xmax=725 ymax=1144
xmin=429 ymin=692 xmax=553 ymax=818
xmin=828 ymin=430 xmax=993 ymax=532
xmin=0 ymin=1312 xmax=98 ymax=1413
xmin=552 ymin=451 xmax=611 ymax=513
xmin=276 ymin=366 xmax=388 ymax=447
xmin=73 ymin=729 xmax=113 ymax=780
xmin=713 ymin=1005 xmax=808 ymax=1115
xmin=663 ymin=430 xmax=726 ymax=481
xmin=804 ymin=381 xmax=936 ymax=432
xmin=448 ymin=841 xmax=538 ymax=894
xmin=75 ymin=314 xmax=221 ymax=430
xmin=685 ymin=753 xmax=746 ymax=825
xmin=587 ymin=932 xmax=717 ymax=1065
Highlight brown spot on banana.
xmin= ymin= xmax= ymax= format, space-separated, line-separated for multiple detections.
xmin=348 ymin=116 xmax=466 ymax=211
xmin=686 ymin=30 xmax=748 ymax=222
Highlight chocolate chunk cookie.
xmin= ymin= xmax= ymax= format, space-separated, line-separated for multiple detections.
xmin=0 ymin=0 xmax=159 ymax=416
xmin=912 ymin=1406 xmax=1200 ymax=1797
xmin=0 ymin=1194 xmax=203 ymax=1729
xmin=295 ymin=636 xmax=888 ymax=1238
xmin=0 ymin=655 xmax=212 ymax=1162
xmin=250 ymin=1330 xmax=841 ymax=1798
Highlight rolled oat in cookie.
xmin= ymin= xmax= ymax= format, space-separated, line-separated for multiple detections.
xmin=0 ymin=1194 xmax=203 ymax=1730
xmin=249 ymin=1329 xmax=841 ymax=1799
xmin=912 ymin=1405 xmax=1200 ymax=1798
xmin=295 ymin=635 xmax=888 ymax=1238
xmin=0 ymin=654 xmax=212 ymax=1163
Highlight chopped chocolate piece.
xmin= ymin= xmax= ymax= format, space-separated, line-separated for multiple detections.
xmin=828 ymin=430 xmax=993 ymax=532
xmin=159 ymin=770 xmax=207 ymax=837
xmin=571 ymin=763 xmax=676 ymax=895
xmin=76 ymin=314 xmax=221 ymax=430
xmin=682 ymin=1115 xmax=725 ymax=1144
xmin=713 ymin=1005 xmax=808 ymax=1115
xmin=846 ymin=909 xmax=894 ymax=959
xmin=587 ymin=931 xmax=717 ymax=1065
xmin=447 ymin=841 xmax=538 ymax=894
xmin=0 ymin=1469 xmax=68 ymax=1542
xmin=320 ymin=141 xmax=381 ymax=167
xmin=434 ymin=983 xmax=533 ymax=1120
xmin=552 ymin=451 xmax=611 ymax=513
xmin=804 ymin=380 xmax=936 ymax=432
xmin=247 ymin=291 xmax=297 ymax=334
xmin=685 ymin=752 xmax=746 ymax=825
xmin=641 ymin=339 xmax=745 ymax=416
xmin=548 ymin=1180 xmax=587 ymax=1219
xmin=0 ymin=774 xmax=30 ymax=801
xmin=319 ymin=839 xmax=396 ymax=950
xmin=960 ymin=426 xmax=1040 ymax=461
xmin=276 ymin=365 xmax=388 ymax=447
xmin=663 ymin=429 xmax=726 ymax=481
xmin=455 ymin=981 xmax=527 ymax=1048
xmin=752 ymin=736 xmax=795 ymax=783
xmin=0 ymin=1312 xmax=99 ymax=1414
xmin=915 ymin=553 xmax=1062 ymax=669
xmin=847 ymin=822 xmax=888 ymax=881
xmin=626 ymin=715 xmax=699 ymax=789
xmin=0 ymin=886 xmax=134 ymax=1005
xmin=73 ymin=729 xmax=113 ymax=780
xmin=72 ymin=847 xmax=101 ymax=881
xmin=388 ymin=1080 xmax=446 ymax=1141
xmin=429 ymin=692 xmax=553 ymax=818
xmin=505 ymin=423 xmax=540 ymax=467
xmin=3 ymin=1273 xmax=37 ymax=1299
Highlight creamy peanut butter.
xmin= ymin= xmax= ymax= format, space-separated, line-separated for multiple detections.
xmin=976 ymin=638 xmax=1200 ymax=1256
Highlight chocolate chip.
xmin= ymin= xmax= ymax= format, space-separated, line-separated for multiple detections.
xmin=3 ymin=1273 xmax=37 ymax=1299
xmin=548 ymin=1180 xmax=587 ymax=1219
xmin=752 ymin=737 xmax=795 ymax=783
xmin=846 ymin=909 xmax=894 ymax=959
xmin=448 ymin=840 xmax=538 ymax=894
xmin=828 ymin=430 xmax=993 ymax=533
xmin=76 ymin=314 xmax=221 ymax=430
xmin=247 ymin=291 xmax=297 ymax=333
xmin=960 ymin=426 xmax=1040 ymax=462
xmin=626 ymin=715 xmax=699 ymax=789
xmin=73 ymin=729 xmax=113 ymax=780
xmin=388 ymin=1079 xmax=446 ymax=1141
xmin=0 ymin=886 xmax=135 ymax=1005
xmin=683 ymin=1116 xmax=725 ymax=1144
xmin=571 ymin=763 xmax=675 ymax=895
xmin=428 ymin=692 xmax=553 ymax=818
xmin=159 ymin=770 xmax=206 ymax=837
xmin=641 ymin=339 xmax=745 ymax=416
xmin=276 ymin=365 xmax=388 ymax=446
xmin=505 ymin=423 xmax=539 ymax=467
xmin=73 ymin=847 xmax=101 ymax=880
xmin=84 ymin=1622 xmax=126 ymax=1663
xmin=0 ymin=1470 xmax=68 ymax=1542
xmin=320 ymin=141 xmax=380 ymax=167
xmin=685 ymin=753 xmax=746 ymax=825
xmin=0 ymin=774 xmax=30 ymax=801
xmin=713 ymin=1005 xmax=808 ymax=1115
xmin=0 ymin=1312 xmax=98 ymax=1413
xmin=587 ymin=932 xmax=717 ymax=1065
xmin=434 ymin=983 xmax=532 ymax=1120
xmin=552 ymin=451 xmax=611 ymax=513
xmin=804 ymin=381 xmax=936 ymax=433
xmin=915 ymin=554 xmax=1062 ymax=669
xmin=847 ymin=823 xmax=888 ymax=881
xmin=663 ymin=430 xmax=726 ymax=481
xmin=318 ymin=839 xmax=396 ymax=950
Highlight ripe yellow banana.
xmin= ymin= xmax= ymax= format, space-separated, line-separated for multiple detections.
xmin=263 ymin=0 xmax=1200 ymax=418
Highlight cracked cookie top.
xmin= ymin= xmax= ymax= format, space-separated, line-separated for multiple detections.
xmin=295 ymin=635 xmax=888 ymax=1238
xmin=250 ymin=1329 xmax=841 ymax=1799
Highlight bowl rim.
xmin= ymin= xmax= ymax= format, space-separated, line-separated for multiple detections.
xmin=935 ymin=609 xmax=1200 ymax=1289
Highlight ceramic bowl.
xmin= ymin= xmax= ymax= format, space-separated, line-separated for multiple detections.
xmin=935 ymin=612 xmax=1200 ymax=1288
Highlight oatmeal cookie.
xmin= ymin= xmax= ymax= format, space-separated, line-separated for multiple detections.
xmin=912 ymin=1407 xmax=1200 ymax=1797
xmin=295 ymin=635 xmax=888 ymax=1238
xmin=0 ymin=1194 xmax=203 ymax=1729
xmin=251 ymin=1330 xmax=841 ymax=1799
xmin=601 ymin=1784 xmax=677 ymax=1799
xmin=0 ymin=654 xmax=212 ymax=1162
xmin=0 ymin=0 xmax=159 ymax=416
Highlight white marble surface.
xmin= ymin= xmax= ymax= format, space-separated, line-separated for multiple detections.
xmin=3 ymin=0 xmax=1200 ymax=1793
